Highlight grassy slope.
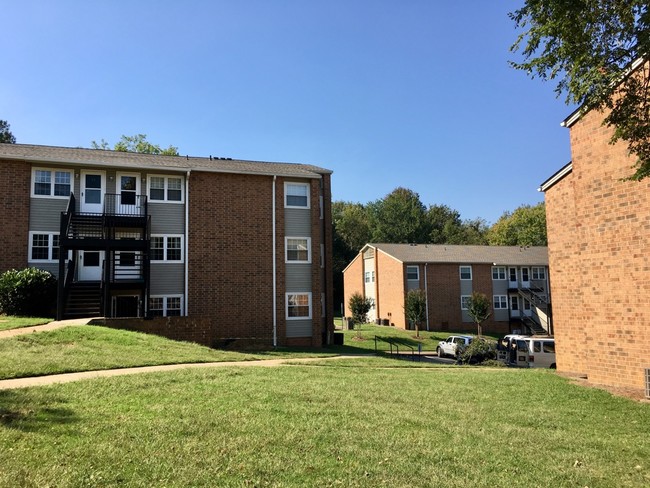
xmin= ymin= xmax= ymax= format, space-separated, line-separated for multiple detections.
xmin=0 ymin=316 xmax=52 ymax=332
xmin=0 ymin=364 xmax=648 ymax=487
xmin=0 ymin=325 xmax=335 ymax=380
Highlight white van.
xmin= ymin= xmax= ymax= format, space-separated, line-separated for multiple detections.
xmin=497 ymin=335 xmax=556 ymax=369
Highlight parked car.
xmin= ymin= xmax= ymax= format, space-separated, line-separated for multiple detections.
xmin=437 ymin=335 xmax=473 ymax=358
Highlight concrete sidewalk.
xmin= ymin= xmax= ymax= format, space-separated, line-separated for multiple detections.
xmin=0 ymin=355 xmax=359 ymax=390
xmin=0 ymin=318 xmax=93 ymax=339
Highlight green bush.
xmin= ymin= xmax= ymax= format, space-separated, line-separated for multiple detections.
xmin=0 ymin=268 xmax=57 ymax=317
xmin=458 ymin=338 xmax=497 ymax=365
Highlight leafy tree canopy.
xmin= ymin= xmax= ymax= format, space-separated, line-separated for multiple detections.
xmin=368 ymin=187 xmax=430 ymax=243
xmin=510 ymin=1 xmax=650 ymax=180
xmin=404 ymin=289 xmax=427 ymax=337
xmin=0 ymin=120 xmax=16 ymax=144
xmin=91 ymin=134 xmax=179 ymax=156
xmin=466 ymin=292 xmax=491 ymax=338
xmin=487 ymin=202 xmax=547 ymax=246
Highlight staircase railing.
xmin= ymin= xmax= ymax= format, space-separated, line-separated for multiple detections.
xmin=103 ymin=194 xmax=147 ymax=216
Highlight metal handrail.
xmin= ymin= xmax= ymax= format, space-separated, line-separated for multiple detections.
xmin=374 ymin=336 xmax=419 ymax=361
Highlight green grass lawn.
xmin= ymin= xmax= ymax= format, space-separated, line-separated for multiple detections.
xmin=0 ymin=325 xmax=337 ymax=380
xmin=1 ymin=363 xmax=648 ymax=487
xmin=0 ymin=315 xmax=52 ymax=332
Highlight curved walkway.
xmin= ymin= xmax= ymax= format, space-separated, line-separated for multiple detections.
xmin=0 ymin=318 xmax=92 ymax=339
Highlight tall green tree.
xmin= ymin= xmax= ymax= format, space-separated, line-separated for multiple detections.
xmin=91 ymin=134 xmax=179 ymax=156
xmin=0 ymin=120 xmax=16 ymax=144
xmin=427 ymin=204 xmax=464 ymax=244
xmin=510 ymin=1 xmax=650 ymax=180
xmin=368 ymin=187 xmax=431 ymax=243
xmin=466 ymin=292 xmax=491 ymax=338
xmin=404 ymin=289 xmax=427 ymax=337
xmin=487 ymin=203 xmax=547 ymax=246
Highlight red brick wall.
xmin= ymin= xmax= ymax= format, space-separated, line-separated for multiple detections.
xmin=426 ymin=263 xmax=462 ymax=330
xmin=0 ymin=160 xmax=30 ymax=273
xmin=320 ymin=174 xmax=334 ymax=344
xmin=377 ymin=251 xmax=407 ymax=328
xmin=546 ymin=107 xmax=650 ymax=392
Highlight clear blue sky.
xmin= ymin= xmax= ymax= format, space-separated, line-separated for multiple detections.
xmin=2 ymin=0 xmax=574 ymax=224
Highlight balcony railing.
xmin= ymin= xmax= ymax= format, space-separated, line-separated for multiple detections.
xmin=103 ymin=193 xmax=147 ymax=216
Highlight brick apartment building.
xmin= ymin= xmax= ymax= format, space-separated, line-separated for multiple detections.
xmin=540 ymin=102 xmax=650 ymax=394
xmin=0 ymin=143 xmax=334 ymax=347
xmin=343 ymin=243 xmax=550 ymax=335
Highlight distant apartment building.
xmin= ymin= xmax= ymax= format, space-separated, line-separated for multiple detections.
xmin=0 ymin=143 xmax=333 ymax=347
xmin=343 ymin=243 xmax=550 ymax=335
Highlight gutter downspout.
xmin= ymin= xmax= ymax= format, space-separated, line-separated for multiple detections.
xmin=272 ymin=176 xmax=277 ymax=347
xmin=184 ymin=170 xmax=190 ymax=316
xmin=424 ymin=263 xmax=430 ymax=331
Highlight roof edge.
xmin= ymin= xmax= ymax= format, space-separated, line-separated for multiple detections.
xmin=539 ymin=162 xmax=573 ymax=192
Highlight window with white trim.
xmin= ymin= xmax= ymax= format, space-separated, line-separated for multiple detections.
xmin=406 ymin=265 xmax=419 ymax=281
xmin=493 ymin=295 xmax=508 ymax=309
xmin=285 ymin=182 xmax=310 ymax=208
xmin=28 ymin=232 xmax=60 ymax=262
xmin=285 ymin=237 xmax=311 ymax=263
xmin=532 ymin=267 xmax=546 ymax=280
xmin=32 ymin=169 xmax=72 ymax=198
xmin=492 ymin=267 xmax=506 ymax=280
xmin=460 ymin=295 xmax=471 ymax=310
xmin=459 ymin=266 xmax=472 ymax=280
xmin=149 ymin=295 xmax=183 ymax=317
xmin=151 ymin=235 xmax=183 ymax=262
xmin=286 ymin=292 xmax=312 ymax=320
xmin=365 ymin=272 xmax=370 ymax=283
xmin=148 ymin=175 xmax=184 ymax=202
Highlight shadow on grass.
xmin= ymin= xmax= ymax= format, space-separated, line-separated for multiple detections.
xmin=0 ymin=390 xmax=78 ymax=432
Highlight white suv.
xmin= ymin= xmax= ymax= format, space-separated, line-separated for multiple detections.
xmin=437 ymin=335 xmax=473 ymax=358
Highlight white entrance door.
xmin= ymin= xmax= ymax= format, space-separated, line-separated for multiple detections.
xmin=78 ymin=251 xmax=104 ymax=281
xmin=80 ymin=171 xmax=105 ymax=213
xmin=508 ymin=267 xmax=518 ymax=288
xmin=116 ymin=173 xmax=141 ymax=214
xmin=521 ymin=267 xmax=530 ymax=288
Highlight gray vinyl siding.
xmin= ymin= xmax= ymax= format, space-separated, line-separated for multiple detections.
xmin=287 ymin=319 xmax=311 ymax=337
xmin=460 ymin=279 xmax=472 ymax=296
xmin=29 ymin=262 xmax=59 ymax=278
xmin=285 ymin=265 xmax=311 ymax=291
xmin=285 ymin=208 xmax=311 ymax=235
xmin=29 ymin=198 xmax=67 ymax=231
xmin=149 ymin=203 xmax=185 ymax=234
xmin=492 ymin=278 xmax=508 ymax=296
xmin=494 ymin=309 xmax=509 ymax=321
xmin=150 ymin=264 xmax=185 ymax=295
xmin=460 ymin=269 xmax=472 ymax=323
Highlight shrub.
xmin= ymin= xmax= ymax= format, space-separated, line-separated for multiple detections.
xmin=0 ymin=268 xmax=57 ymax=317
xmin=348 ymin=292 xmax=373 ymax=325
xmin=458 ymin=338 xmax=497 ymax=365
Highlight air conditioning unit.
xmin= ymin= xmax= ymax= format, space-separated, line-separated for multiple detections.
xmin=646 ymin=368 xmax=650 ymax=399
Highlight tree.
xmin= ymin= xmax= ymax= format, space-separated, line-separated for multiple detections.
xmin=0 ymin=120 xmax=16 ymax=144
xmin=510 ymin=1 xmax=650 ymax=180
xmin=91 ymin=134 xmax=179 ymax=156
xmin=348 ymin=292 xmax=373 ymax=326
xmin=487 ymin=202 xmax=547 ymax=246
xmin=368 ymin=187 xmax=431 ymax=243
xmin=427 ymin=204 xmax=464 ymax=244
xmin=404 ymin=289 xmax=427 ymax=337
xmin=466 ymin=292 xmax=491 ymax=338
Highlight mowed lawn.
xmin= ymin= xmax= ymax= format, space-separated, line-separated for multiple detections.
xmin=1 ymin=362 xmax=649 ymax=487
xmin=0 ymin=316 xmax=52 ymax=332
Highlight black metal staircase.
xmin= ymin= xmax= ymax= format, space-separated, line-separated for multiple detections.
xmin=64 ymin=281 xmax=101 ymax=318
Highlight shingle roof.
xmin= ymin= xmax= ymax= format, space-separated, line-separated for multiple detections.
xmin=0 ymin=143 xmax=331 ymax=178
xmin=370 ymin=243 xmax=548 ymax=266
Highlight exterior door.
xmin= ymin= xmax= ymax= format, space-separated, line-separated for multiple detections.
xmin=510 ymin=295 xmax=520 ymax=318
xmin=508 ymin=267 xmax=518 ymax=288
xmin=116 ymin=173 xmax=141 ymax=214
xmin=80 ymin=171 xmax=105 ymax=213
xmin=78 ymin=251 xmax=104 ymax=281
xmin=521 ymin=267 xmax=530 ymax=288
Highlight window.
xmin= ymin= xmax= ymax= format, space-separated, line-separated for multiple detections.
xmin=523 ymin=299 xmax=531 ymax=311
xmin=286 ymin=293 xmax=312 ymax=319
xmin=151 ymin=235 xmax=183 ymax=262
xmin=493 ymin=295 xmax=508 ymax=309
xmin=542 ymin=341 xmax=555 ymax=353
xmin=532 ymin=267 xmax=546 ymax=280
xmin=522 ymin=268 xmax=530 ymax=282
xmin=459 ymin=266 xmax=472 ymax=280
xmin=460 ymin=295 xmax=471 ymax=310
xmin=148 ymin=175 xmax=183 ymax=202
xmin=285 ymin=237 xmax=311 ymax=263
xmin=406 ymin=265 xmax=419 ymax=281
xmin=285 ymin=182 xmax=310 ymax=208
xmin=492 ymin=267 xmax=506 ymax=280
xmin=28 ymin=232 xmax=60 ymax=262
xmin=371 ymin=271 xmax=375 ymax=282
xmin=149 ymin=295 xmax=183 ymax=317
xmin=509 ymin=268 xmax=517 ymax=282
xmin=32 ymin=169 xmax=72 ymax=198
xmin=365 ymin=272 xmax=370 ymax=283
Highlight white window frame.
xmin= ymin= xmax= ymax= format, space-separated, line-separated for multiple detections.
xmin=31 ymin=168 xmax=72 ymax=199
xmin=493 ymin=295 xmax=508 ymax=309
xmin=532 ymin=267 xmax=546 ymax=280
xmin=460 ymin=295 xmax=471 ymax=310
xmin=285 ymin=237 xmax=311 ymax=263
xmin=147 ymin=175 xmax=184 ymax=203
xmin=150 ymin=235 xmax=184 ymax=263
xmin=492 ymin=266 xmax=506 ymax=280
xmin=406 ymin=265 xmax=419 ymax=281
xmin=284 ymin=182 xmax=310 ymax=209
xmin=365 ymin=272 xmax=370 ymax=283
xmin=459 ymin=266 xmax=472 ymax=280
xmin=286 ymin=292 xmax=312 ymax=320
xmin=28 ymin=231 xmax=60 ymax=262
xmin=148 ymin=295 xmax=184 ymax=317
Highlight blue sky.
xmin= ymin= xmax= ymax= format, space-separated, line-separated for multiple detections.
xmin=2 ymin=1 xmax=574 ymax=224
